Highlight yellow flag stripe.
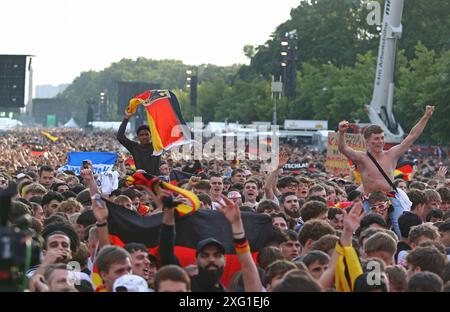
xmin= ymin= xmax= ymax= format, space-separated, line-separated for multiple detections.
xmin=147 ymin=113 xmax=164 ymax=153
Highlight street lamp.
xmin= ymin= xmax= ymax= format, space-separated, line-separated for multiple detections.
xmin=99 ymin=90 xmax=108 ymax=118
xmin=280 ymin=30 xmax=298 ymax=118
xmin=271 ymin=76 xmax=283 ymax=126
xmin=186 ymin=68 xmax=198 ymax=118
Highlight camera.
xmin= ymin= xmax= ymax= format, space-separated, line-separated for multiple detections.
xmin=82 ymin=160 xmax=90 ymax=169
xmin=0 ymin=182 xmax=41 ymax=291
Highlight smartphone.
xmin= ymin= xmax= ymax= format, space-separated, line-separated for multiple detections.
xmin=82 ymin=160 xmax=89 ymax=169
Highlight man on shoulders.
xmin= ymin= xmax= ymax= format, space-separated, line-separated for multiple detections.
xmin=337 ymin=105 xmax=434 ymax=238
xmin=116 ymin=108 xmax=161 ymax=175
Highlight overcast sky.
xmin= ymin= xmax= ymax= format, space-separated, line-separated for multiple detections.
xmin=1 ymin=0 xmax=300 ymax=86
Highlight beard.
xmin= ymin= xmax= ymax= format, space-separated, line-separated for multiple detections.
xmin=285 ymin=207 xmax=300 ymax=219
xmin=197 ymin=264 xmax=224 ymax=288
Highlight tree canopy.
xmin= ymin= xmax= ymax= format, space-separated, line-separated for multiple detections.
xmin=59 ymin=0 xmax=450 ymax=144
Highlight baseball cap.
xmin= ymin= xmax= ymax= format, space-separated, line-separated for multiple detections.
xmin=113 ymin=274 xmax=150 ymax=292
xmin=196 ymin=238 xmax=225 ymax=256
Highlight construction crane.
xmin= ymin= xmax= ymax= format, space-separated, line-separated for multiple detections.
xmin=366 ymin=0 xmax=405 ymax=144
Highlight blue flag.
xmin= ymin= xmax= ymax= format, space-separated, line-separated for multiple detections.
xmin=58 ymin=152 xmax=117 ymax=175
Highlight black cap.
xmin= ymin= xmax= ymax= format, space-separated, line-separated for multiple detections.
xmin=196 ymin=238 xmax=225 ymax=256
xmin=42 ymin=222 xmax=80 ymax=253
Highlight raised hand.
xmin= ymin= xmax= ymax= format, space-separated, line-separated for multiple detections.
xmin=143 ymin=181 xmax=172 ymax=210
xmin=424 ymin=105 xmax=435 ymax=118
xmin=277 ymin=150 xmax=290 ymax=169
xmin=28 ymin=274 xmax=49 ymax=292
xmin=92 ymin=195 xmax=108 ymax=223
xmin=343 ymin=201 xmax=364 ymax=234
xmin=188 ymin=176 xmax=201 ymax=187
xmin=339 ymin=201 xmax=364 ymax=247
xmin=80 ymin=169 xmax=94 ymax=183
xmin=124 ymin=107 xmax=135 ymax=119
xmin=436 ymin=166 xmax=447 ymax=183
xmin=338 ymin=120 xmax=350 ymax=134
xmin=217 ymin=194 xmax=242 ymax=226
xmin=42 ymin=248 xmax=70 ymax=266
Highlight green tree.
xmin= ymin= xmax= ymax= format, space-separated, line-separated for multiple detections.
xmin=396 ymin=44 xmax=450 ymax=144
xmin=241 ymin=0 xmax=378 ymax=81
xmin=59 ymin=58 xmax=238 ymax=125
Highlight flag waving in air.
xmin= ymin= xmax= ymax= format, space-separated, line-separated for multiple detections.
xmin=41 ymin=131 xmax=58 ymax=142
xmin=125 ymin=171 xmax=200 ymax=217
xmin=127 ymin=90 xmax=191 ymax=155
xmin=394 ymin=160 xmax=415 ymax=181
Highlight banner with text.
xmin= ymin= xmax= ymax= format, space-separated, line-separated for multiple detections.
xmin=326 ymin=133 xmax=366 ymax=176
xmin=283 ymin=162 xmax=309 ymax=171
xmin=58 ymin=152 xmax=117 ymax=175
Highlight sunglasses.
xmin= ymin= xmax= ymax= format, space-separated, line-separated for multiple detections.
xmin=371 ymin=201 xmax=389 ymax=211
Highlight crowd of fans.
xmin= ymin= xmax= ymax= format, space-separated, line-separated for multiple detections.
xmin=0 ymin=126 xmax=449 ymax=292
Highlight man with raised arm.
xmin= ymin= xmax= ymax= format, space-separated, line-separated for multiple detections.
xmin=116 ymin=108 xmax=161 ymax=175
xmin=337 ymin=105 xmax=435 ymax=238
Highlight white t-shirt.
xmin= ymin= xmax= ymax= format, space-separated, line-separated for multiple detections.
xmin=97 ymin=171 xmax=120 ymax=195
xmin=211 ymin=198 xmax=226 ymax=210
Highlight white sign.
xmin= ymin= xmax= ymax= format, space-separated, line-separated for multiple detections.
xmin=284 ymin=120 xmax=328 ymax=130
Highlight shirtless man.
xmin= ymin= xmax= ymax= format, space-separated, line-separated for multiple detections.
xmin=338 ymin=105 xmax=435 ymax=238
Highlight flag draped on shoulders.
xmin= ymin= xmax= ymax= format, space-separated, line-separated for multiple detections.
xmin=335 ymin=243 xmax=363 ymax=292
xmin=127 ymin=90 xmax=191 ymax=155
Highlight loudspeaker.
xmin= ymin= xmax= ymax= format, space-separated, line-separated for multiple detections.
xmin=0 ymin=55 xmax=27 ymax=108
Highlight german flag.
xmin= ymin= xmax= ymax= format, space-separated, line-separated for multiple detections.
xmin=230 ymin=158 xmax=240 ymax=169
xmin=105 ymin=201 xmax=276 ymax=287
xmin=124 ymin=157 xmax=136 ymax=171
xmin=31 ymin=145 xmax=45 ymax=157
xmin=395 ymin=160 xmax=414 ymax=181
xmin=169 ymin=170 xmax=193 ymax=186
xmin=350 ymin=159 xmax=414 ymax=183
xmin=349 ymin=160 xmax=362 ymax=185
xmin=334 ymin=201 xmax=353 ymax=209
xmin=127 ymin=90 xmax=190 ymax=155
xmin=125 ymin=171 xmax=200 ymax=217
